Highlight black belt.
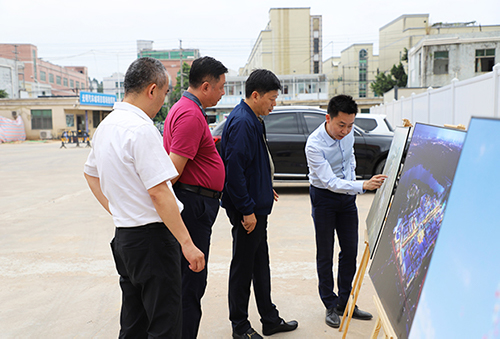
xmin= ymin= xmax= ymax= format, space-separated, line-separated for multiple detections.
xmin=174 ymin=182 xmax=222 ymax=200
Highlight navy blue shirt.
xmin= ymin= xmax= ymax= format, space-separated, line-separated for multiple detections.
xmin=220 ymin=100 xmax=274 ymax=216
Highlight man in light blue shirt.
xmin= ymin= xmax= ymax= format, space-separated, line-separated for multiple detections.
xmin=305 ymin=95 xmax=386 ymax=329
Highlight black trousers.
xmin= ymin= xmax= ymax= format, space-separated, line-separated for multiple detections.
xmin=110 ymin=223 xmax=182 ymax=339
xmin=226 ymin=209 xmax=281 ymax=335
xmin=174 ymin=187 xmax=220 ymax=339
xmin=310 ymin=185 xmax=359 ymax=310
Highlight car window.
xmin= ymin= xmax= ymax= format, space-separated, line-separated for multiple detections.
xmin=355 ymin=117 xmax=377 ymax=131
xmin=264 ymin=113 xmax=299 ymax=134
xmin=384 ymin=118 xmax=394 ymax=132
xmin=303 ymin=113 xmax=325 ymax=134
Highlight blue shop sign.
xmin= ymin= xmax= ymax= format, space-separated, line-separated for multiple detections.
xmin=80 ymin=91 xmax=116 ymax=107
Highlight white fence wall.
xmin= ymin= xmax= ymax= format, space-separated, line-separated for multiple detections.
xmin=371 ymin=64 xmax=500 ymax=128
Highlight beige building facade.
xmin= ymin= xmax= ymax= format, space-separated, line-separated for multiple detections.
xmin=241 ymin=8 xmax=322 ymax=76
xmin=323 ymin=44 xmax=380 ymax=100
xmin=0 ymin=95 xmax=113 ymax=140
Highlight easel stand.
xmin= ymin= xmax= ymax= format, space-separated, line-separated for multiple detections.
xmin=338 ymin=231 xmax=371 ymax=339
xmin=370 ymin=294 xmax=397 ymax=339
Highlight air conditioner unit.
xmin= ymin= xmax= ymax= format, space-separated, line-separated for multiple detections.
xmin=39 ymin=130 xmax=53 ymax=139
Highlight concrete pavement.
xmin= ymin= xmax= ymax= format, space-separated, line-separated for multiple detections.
xmin=0 ymin=141 xmax=380 ymax=338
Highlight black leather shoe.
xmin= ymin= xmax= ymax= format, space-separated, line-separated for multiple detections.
xmin=325 ymin=308 xmax=340 ymax=328
xmin=232 ymin=327 xmax=263 ymax=339
xmin=262 ymin=319 xmax=298 ymax=336
xmin=334 ymin=305 xmax=373 ymax=320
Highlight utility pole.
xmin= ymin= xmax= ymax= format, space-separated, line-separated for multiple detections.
xmin=179 ymin=39 xmax=183 ymax=93
xmin=13 ymin=45 xmax=23 ymax=98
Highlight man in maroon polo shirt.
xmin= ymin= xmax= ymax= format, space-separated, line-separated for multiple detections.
xmin=163 ymin=56 xmax=227 ymax=339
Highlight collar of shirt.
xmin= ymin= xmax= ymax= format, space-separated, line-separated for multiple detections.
xmin=183 ymin=91 xmax=206 ymax=117
xmin=113 ymin=102 xmax=153 ymax=124
xmin=317 ymin=122 xmax=340 ymax=147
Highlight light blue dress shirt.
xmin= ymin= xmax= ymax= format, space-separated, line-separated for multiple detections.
xmin=305 ymin=122 xmax=364 ymax=195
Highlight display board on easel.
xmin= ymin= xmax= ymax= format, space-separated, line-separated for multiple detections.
xmin=340 ymin=127 xmax=410 ymax=337
xmin=409 ymin=117 xmax=500 ymax=338
xmin=366 ymin=126 xmax=411 ymax=258
xmin=368 ymin=123 xmax=466 ymax=339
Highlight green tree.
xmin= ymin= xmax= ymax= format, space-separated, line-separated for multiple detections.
xmin=391 ymin=63 xmax=408 ymax=88
xmin=371 ymin=72 xmax=395 ymax=97
xmin=370 ymin=62 xmax=407 ymax=97
xmin=0 ymin=89 xmax=8 ymax=98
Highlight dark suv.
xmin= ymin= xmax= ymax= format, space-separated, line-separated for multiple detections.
xmin=212 ymin=106 xmax=393 ymax=181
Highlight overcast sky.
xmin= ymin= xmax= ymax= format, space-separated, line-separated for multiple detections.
xmin=2 ymin=0 xmax=499 ymax=80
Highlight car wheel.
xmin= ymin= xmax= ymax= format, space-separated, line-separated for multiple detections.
xmin=374 ymin=158 xmax=386 ymax=175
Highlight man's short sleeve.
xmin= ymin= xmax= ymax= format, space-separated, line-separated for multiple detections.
xmin=133 ymin=125 xmax=178 ymax=190
xmin=84 ymin=148 xmax=99 ymax=177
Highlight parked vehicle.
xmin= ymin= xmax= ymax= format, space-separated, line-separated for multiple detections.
xmin=212 ymin=106 xmax=393 ymax=180
xmin=354 ymin=113 xmax=394 ymax=136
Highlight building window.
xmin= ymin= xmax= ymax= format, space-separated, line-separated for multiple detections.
xmin=314 ymin=38 xmax=319 ymax=54
xmin=40 ymin=71 xmax=46 ymax=81
xmin=475 ymin=49 xmax=495 ymax=73
xmin=56 ymin=76 xmax=61 ymax=85
xmin=359 ymin=71 xmax=367 ymax=82
xmin=31 ymin=109 xmax=52 ymax=129
xmin=49 ymin=74 xmax=54 ymax=83
xmin=313 ymin=18 xmax=320 ymax=30
xmin=314 ymin=61 xmax=319 ymax=74
xmin=433 ymin=51 xmax=449 ymax=74
xmin=359 ymin=50 xmax=368 ymax=98
xmin=225 ymin=84 xmax=234 ymax=95
xmin=283 ymin=85 xmax=289 ymax=94
xmin=70 ymin=79 xmax=74 ymax=88
xmin=66 ymin=114 xmax=75 ymax=127
xmin=76 ymin=81 xmax=80 ymax=89
xmin=63 ymin=78 xmax=68 ymax=87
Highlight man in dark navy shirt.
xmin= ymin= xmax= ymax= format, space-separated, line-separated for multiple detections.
xmin=221 ymin=69 xmax=298 ymax=339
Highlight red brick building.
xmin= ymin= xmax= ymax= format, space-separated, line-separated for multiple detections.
xmin=0 ymin=43 xmax=88 ymax=97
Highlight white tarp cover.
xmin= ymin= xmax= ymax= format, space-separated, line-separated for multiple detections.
xmin=0 ymin=116 xmax=26 ymax=143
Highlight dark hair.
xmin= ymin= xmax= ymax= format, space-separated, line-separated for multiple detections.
xmin=245 ymin=69 xmax=282 ymax=98
xmin=189 ymin=56 xmax=228 ymax=88
xmin=327 ymin=94 xmax=358 ymax=118
xmin=124 ymin=57 xmax=167 ymax=95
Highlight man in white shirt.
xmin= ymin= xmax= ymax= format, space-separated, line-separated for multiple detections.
xmin=305 ymin=94 xmax=386 ymax=329
xmin=84 ymin=57 xmax=204 ymax=338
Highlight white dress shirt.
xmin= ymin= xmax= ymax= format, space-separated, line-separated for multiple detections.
xmin=84 ymin=102 xmax=182 ymax=227
xmin=305 ymin=122 xmax=364 ymax=195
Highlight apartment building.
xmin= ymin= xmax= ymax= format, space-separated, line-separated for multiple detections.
xmin=0 ymin=44 xmax=88 ymax=98
xmin=240 ymin=7 xmax=322 ymax=76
